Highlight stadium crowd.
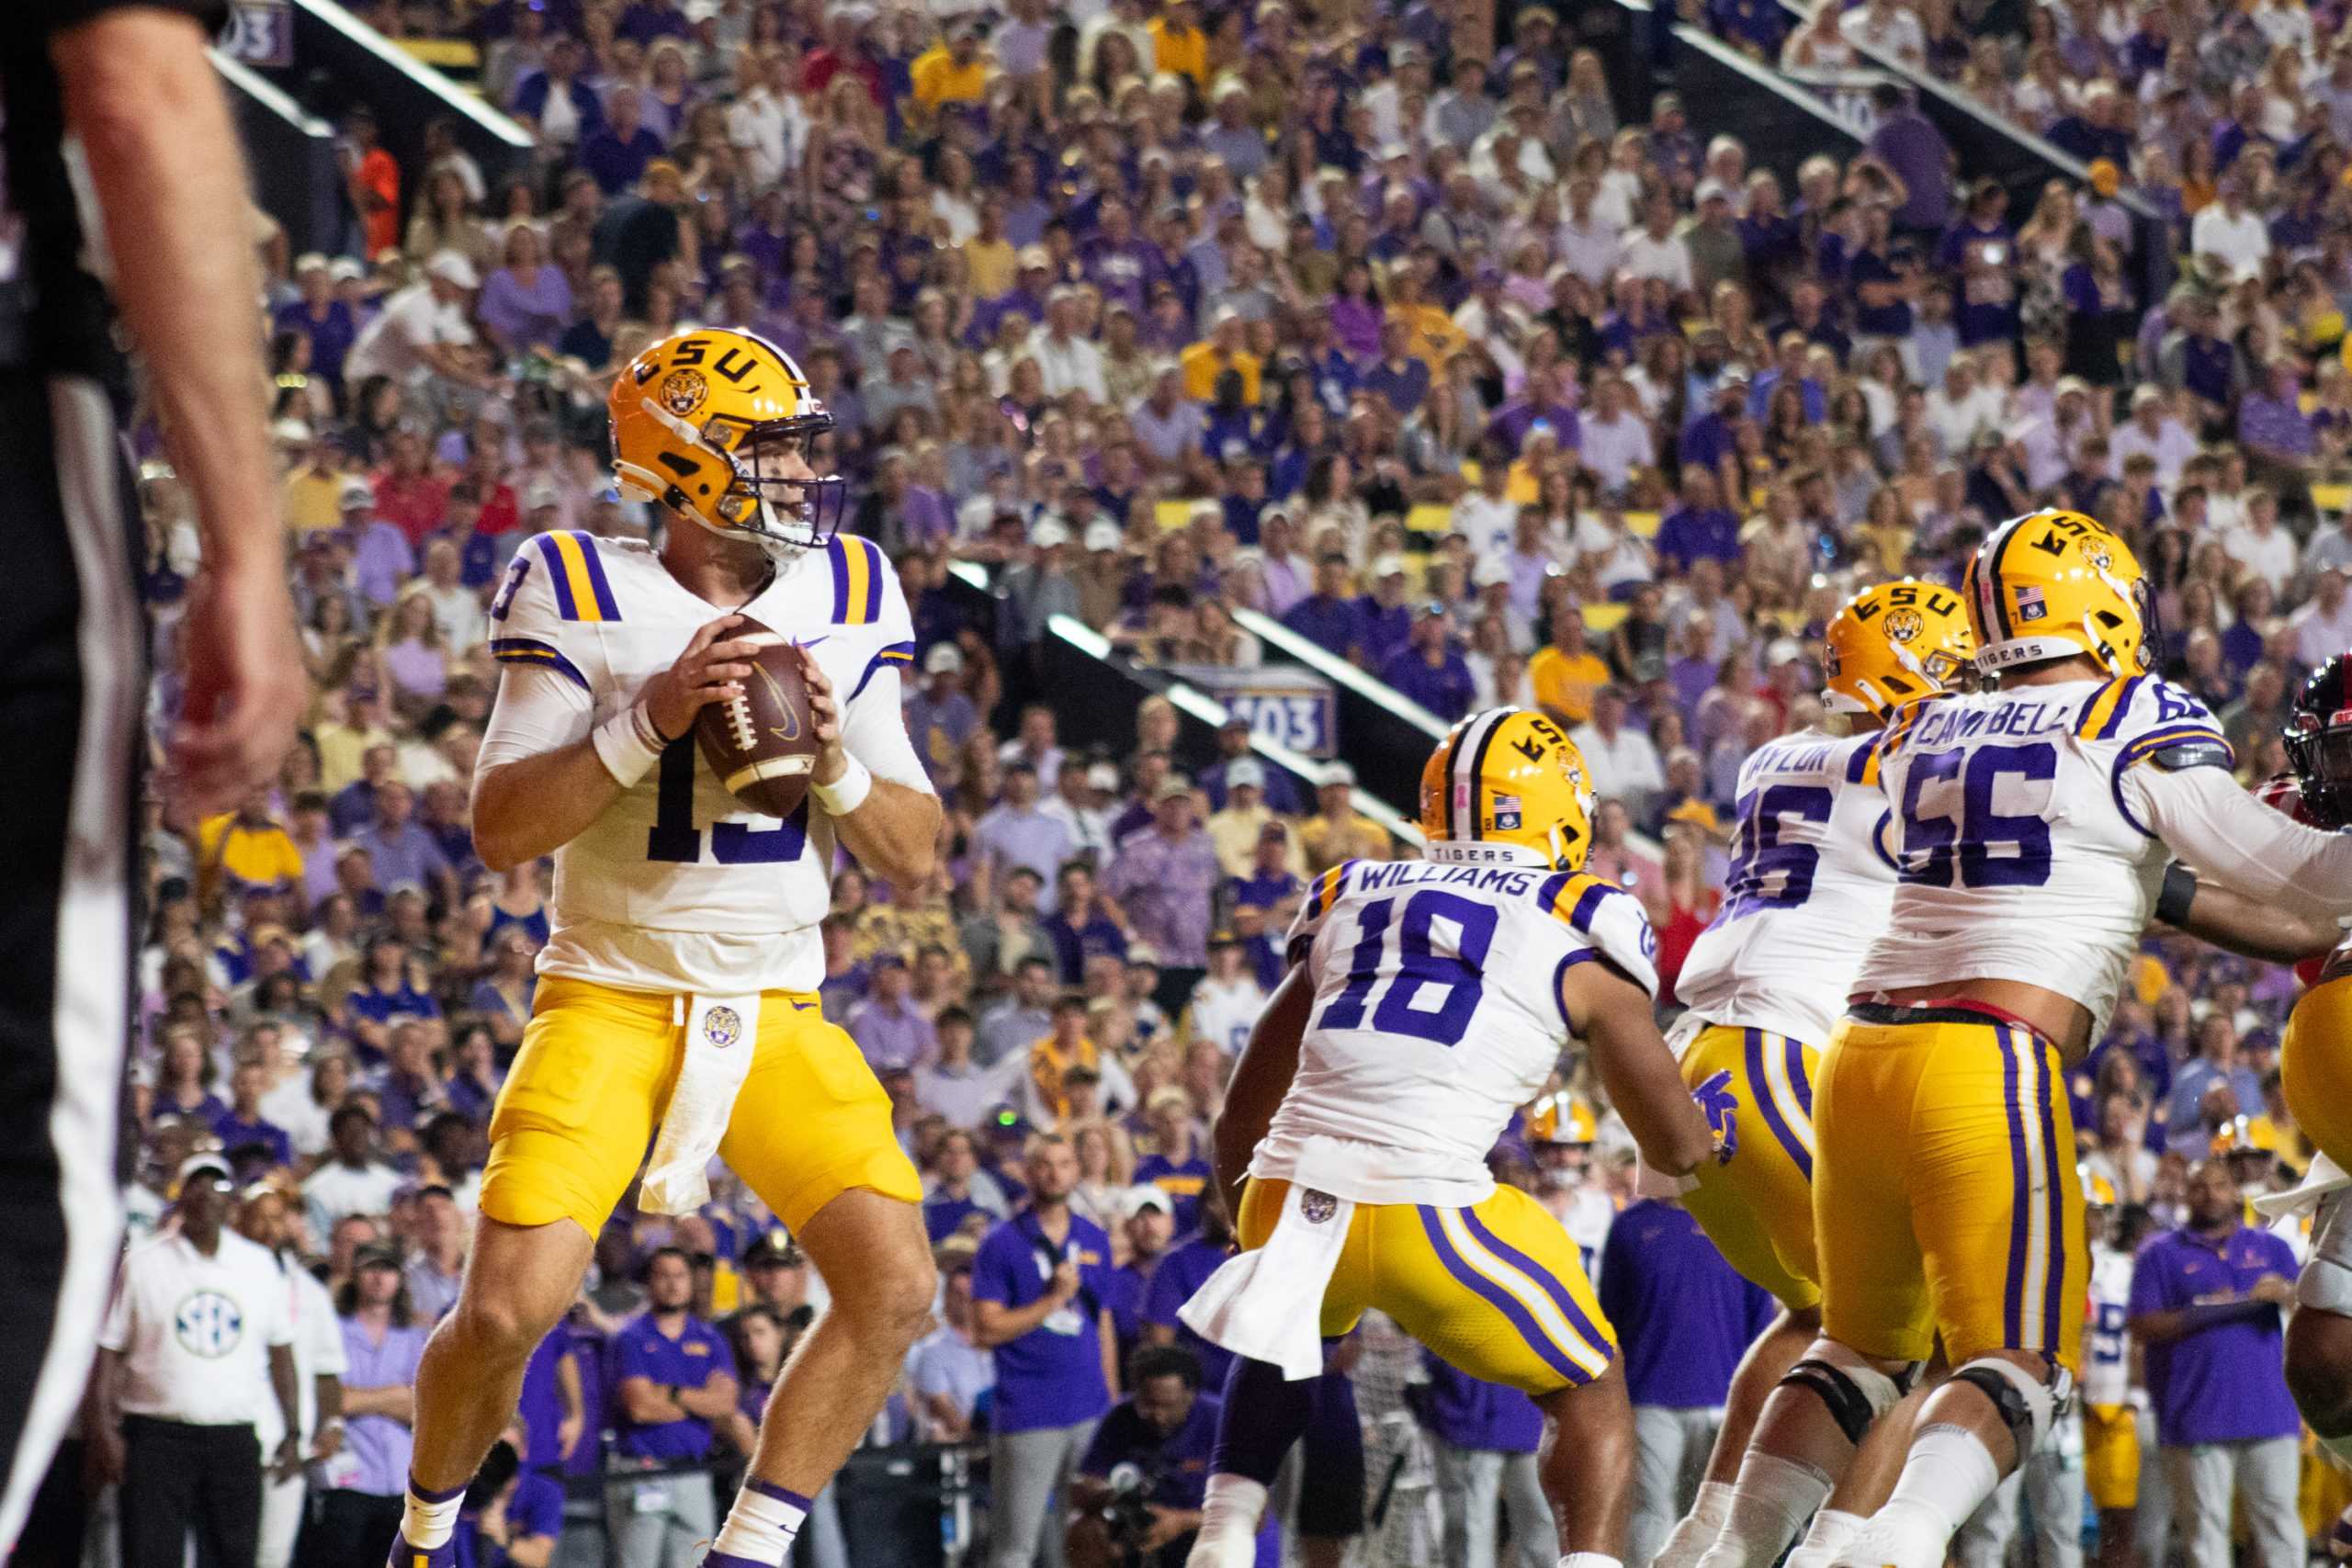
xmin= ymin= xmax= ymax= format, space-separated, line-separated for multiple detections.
xmin=83 ymin=0 xmax=2352 ymax=1559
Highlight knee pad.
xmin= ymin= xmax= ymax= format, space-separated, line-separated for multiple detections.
xmin=1951 ymin=1357 xmax=2069 ymax=1458
xmin=1778 ymin=1342 xmax=1907 ymax=1446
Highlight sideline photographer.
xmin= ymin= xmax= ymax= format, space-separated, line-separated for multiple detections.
xmin=1065 ymin=1347 xmax=1217 ymax=1568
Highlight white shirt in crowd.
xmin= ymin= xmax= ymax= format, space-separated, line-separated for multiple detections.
xmin=1618 ymin=228 xmax=1694 ymax=295
xmin=2293 ymin=592 xmax=2352 ymax=669
xmin=100 ymin=1230 xmax=294 ymax=1427
xmin=2222 ymin=520 xmax=2301 ymax=597
xmin=1567 ymin=719 xmax=1667 ymax=804
xmin=254 ymin=1257 xmax=348 ymax=1453
xmin=727 ymin=86 xmax=809 ymax=187
xmin=2109 ymin=416 xmax=2200 ymax=492
xmin=1579 ymin=410 xmax=1657 ymax=493
xmin=343 ymin=282 xmax=474 ymax=386
xmin=302 ymin=1159 xmax=404 ymax=1240
xmin=2190 ymin=203 xmax=2271 ymax=283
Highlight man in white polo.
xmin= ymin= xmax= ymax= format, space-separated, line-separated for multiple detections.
xmin=90 ymin=1154 xmax=300 ymax=1568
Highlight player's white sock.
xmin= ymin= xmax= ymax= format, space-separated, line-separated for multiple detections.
xmin=1651 ymin=1480 xmax=1739 ymax=1568
xmin=400 ymin=1477 xmax=466 ymax=1551
xmin=1692 ymin=1453 xmax=1833 ymax=1568
xmin=1849 ymin=1426 xmax=2000 ymax=1568
xmin=707 ymin=1478 xmax=810 ymax=1566
xmin=1783 ymin=1507 xmax=1868 ymax=1568
xmin=1186 ymin=1474 xmax=1269 ymax=1568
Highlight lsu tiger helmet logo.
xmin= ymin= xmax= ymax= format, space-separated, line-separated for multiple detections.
xmin=1419 ymin=707 xmax=1597 ymax=871
xmin=611 ymin=328 xmax=845 ymax=553
xmin=1823 ymin=580 xmax=1975 ymax=727
xmin=1962 ymin=510 xmax=2155 ymax=677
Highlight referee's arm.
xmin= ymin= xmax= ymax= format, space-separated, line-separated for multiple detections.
xmin=52 ymin=4 xmax=302 ymax=813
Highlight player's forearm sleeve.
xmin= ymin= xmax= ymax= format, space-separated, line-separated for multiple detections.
xmin=840 ymin=665 xmax=934 ymax=795
xmin=478 ymin=664 xmax=596 ymax=770
xmin=2131 ymin=762 xmax=2352 ymax=921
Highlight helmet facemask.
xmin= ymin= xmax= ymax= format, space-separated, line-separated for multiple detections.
xmin=706 ymin=413 xmax=847 ymax=553
xmin=2287 ymin=714 xmax=2352 ymax=829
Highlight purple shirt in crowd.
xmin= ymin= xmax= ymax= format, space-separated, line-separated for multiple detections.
xmin=341 ymin=1314 xmax=433 ymax=1495
xmin=609 ymin=1310 xmax=736 ymax=1461
xmin=971 ymin=1208 xmax=1114 ymax=1433
xmin=1598 ymin=1200 xmax=1775 ymax=1409
xmin=2130 ymin=1225 xmax=2301 ymax=1448
xmin=1419 ymin=1351 xmax=1544 ymax=1452
xmin=1102 ymin=825 xmax=1222 ymax=968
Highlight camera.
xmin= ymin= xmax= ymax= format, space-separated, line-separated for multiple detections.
xmin=1098 ymin=1462 xmax=1163 ymax=1564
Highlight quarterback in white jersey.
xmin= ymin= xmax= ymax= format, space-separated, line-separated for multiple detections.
xmin=1697 ymin=511 xmax=2352 ymax=1568
xmin=1178 ymin=707 xmax=1717 ymax=1568
xmin=1657 ymin=581 xmax=1975 ymax=1568
xmin=394 ymin=330 xmax=942 ymax=1568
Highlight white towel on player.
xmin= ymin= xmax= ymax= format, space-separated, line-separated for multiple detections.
xmin=1179 ymin=1140 xmax=1355 ymax=1380
xmin=2254 ymin=1150 xmax=2352 ymax=1220
xmin=639 ymin=993 xmax=759 ymax=1214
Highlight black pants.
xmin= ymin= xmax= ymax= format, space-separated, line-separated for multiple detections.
xmin=300 ymin=1489 xmax=405 ymax=1568
xmin=0 ymin=374 xmax=141 ymax=1549
xmin=120 ymin=1418 xmax=263 ymax=1568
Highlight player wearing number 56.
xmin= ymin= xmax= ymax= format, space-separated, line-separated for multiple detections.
xmin=1679 ymin=512 xmax=2352 ymax=1568
xmin=1173 ymin=705 xmax=1717 ymax=1568
xmin=390 ymin=329 xmax=944 ymax=1568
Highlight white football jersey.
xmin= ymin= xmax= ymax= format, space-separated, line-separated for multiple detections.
xmin=1855 ymin=674 xmax=2228 ymax=1039
xmin=2082 ymin=1244 xmax=2135 ymax=1406
xmin=1675 ymin=728 xmax=1895 ymax=1048
xmin=485 ymin=529 xmax=927 ymax=995
xmin=1251 ymin=852 xmax=1659 ymax=1207
xmin=1186 ymin=975 xmax=1268 ymax=1056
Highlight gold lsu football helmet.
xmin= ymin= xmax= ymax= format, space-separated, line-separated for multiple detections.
xmin=610 ymin=327 xmax=845 ymax=552
xmin=1961 ymin=510 xmax=2155 ymax=678
xmin=1418 ymin=706 xmax=1597 ymax=872
xmin=1822 ymin=579 xmax=1977 ymax=727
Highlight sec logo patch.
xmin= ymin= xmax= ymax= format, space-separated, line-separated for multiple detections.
xmin=174 ymin=1290 xmax=244 ymax=1358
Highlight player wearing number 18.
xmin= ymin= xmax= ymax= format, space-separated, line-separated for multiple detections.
xmin=1174 ymin=707 xmax=1719 ymax=1568
xmin=390 ymin=329 xmax=944 ymax=1568
xmin=1717 ymin=510 xmax=2352 ymax=1568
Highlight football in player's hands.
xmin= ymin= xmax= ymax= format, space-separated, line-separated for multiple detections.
xmin=695 ymin=617 xmax=819 ymax=818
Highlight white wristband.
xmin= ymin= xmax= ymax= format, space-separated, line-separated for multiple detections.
xmin=592 ymin=703 xmax=668 ymax=789
xmin=810 ymin=754 xmax=873 ymax=816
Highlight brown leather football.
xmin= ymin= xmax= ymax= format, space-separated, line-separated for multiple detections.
xmin=695 ymin=618 xmax=819 ymax=818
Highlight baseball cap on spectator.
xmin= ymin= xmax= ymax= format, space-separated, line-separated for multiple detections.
xmin=1324 ymin=762 xmax=1356 ymax=787
xmin=1124 ymin=1186 xmax=1174 ymax=1220
xmin=1473 ymin=556 xmax=1514 ymax=589
xmin=1083 ymin=521 xmax=1123 ymax=553
xmin=339 ymin=477 xmax=375 ymax=512
xmin=424 ymin=250 xmax=479 ymax=289
xmin=1155 ymin=775 xmax=1193 ymax=802
xmin=1016 ymin=246 xmax=1052 ymax=273
xmin=742 ymin=1230 xmax=797 ymax=1268
xmin=525 ymin=480 xmax=562 ymax=512
xmin=2131 ymin=385 xmax=2165 ymax=409
xmin=1369 ymin=554 xmax=1405 ymax=581
xmin=353 ymin=1241 xmax=402 ymax=1272
xmin=924 ymin=644 xmax=966 ymax=675
xmin=1694 ymin=180 xmax=1732 ymax=208
xmin=293 ymin=252 xmax=329 ymax=276
xmin=1227 ymin=759 xmax=1267 ymax=791
xmin=1086 ymin=761 xmax=1121 ymax=791
xmin=1032 ymin=518 xmax=1072 ymax=549
xmin=177 ymin=1153 xmax=232 ymax=1188
xmin=328 ymin=257 xmax=366 ymax=283
xmin=272 ymin=418 xmax=313 ymax=446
